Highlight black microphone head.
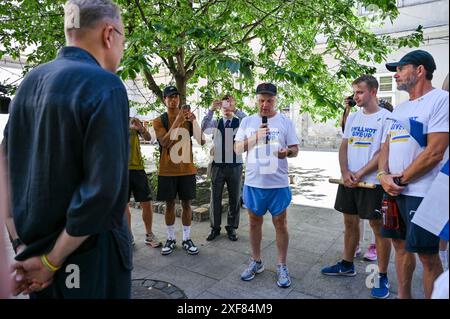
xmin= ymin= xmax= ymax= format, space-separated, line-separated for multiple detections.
xmin=262 ymin=116 xmax=267 ymax=124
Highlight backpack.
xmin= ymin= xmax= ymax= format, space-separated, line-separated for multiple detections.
xmin=158 ymin=112 xmax=193 ymax=154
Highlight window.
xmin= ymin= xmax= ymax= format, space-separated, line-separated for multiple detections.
xmin=379 ymin=96 xmax=393 ymax=104
xmin=379 ymin=76 xmax=394 ymax=92
xmin=397 ymin=0 xmax=436 ymax=8
xmin=281 ymin=105 xmax=291 ymax=117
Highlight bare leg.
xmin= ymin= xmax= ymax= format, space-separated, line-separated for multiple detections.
xmin=165 ymin=200 xmax=176 ymax=226
xmin=343 ymin=214 xmax=360 ymax=262
xmin=392 ymin=238 xmax=416 ymax=299
xmin=418 ymin=253 xmax=444 ymax=299
xmin=141 ymin=201 xmax=153 ymax=234
xmin=272 ymin=211 xmax=289 ymax=264
xmin=248 ymin=211 xmax=264 ymax=261
xmin=181 ymin=200 xmax=192 ymax=227
xmin=369 ymin=219 xmax=391 ymax=274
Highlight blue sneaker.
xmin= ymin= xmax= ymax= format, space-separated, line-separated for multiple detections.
xmin=276 ymin=264 xmax=291 ymax=288
xmin=371 ymin=275 xmax=390 ymax=299
xmin=241 ymin=259 xmax=264 ymax=281
xmin=321 ymin=261 xmax=356 ymax=276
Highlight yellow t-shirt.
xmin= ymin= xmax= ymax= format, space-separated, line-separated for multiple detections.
xmin=153 ymin=114 xmax=197 ymax=177
xmin=128 ymin=129 xmax=144 ymax=170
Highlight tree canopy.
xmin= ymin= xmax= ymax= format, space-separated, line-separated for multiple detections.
xmin=0 ymin=0 xmax=422 ymax=120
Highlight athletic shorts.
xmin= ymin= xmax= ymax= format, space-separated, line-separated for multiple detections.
xmin=243 ymin=185 xmax=291 ymax=217
xmin=128 ymin=170 xmax=152 ymax=202
xmin=156 ymin=175 xmax=196 ymax=201
xmin=381 ymin=195 xmax=440 ymax=254
xmin=334 ymin=185 xmax=384 ymax=220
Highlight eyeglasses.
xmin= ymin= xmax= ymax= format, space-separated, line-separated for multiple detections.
xmin=110 ymin=25 xmax=126 ymax=48
xmin=112 ymin=26 xmax=123 ymax=36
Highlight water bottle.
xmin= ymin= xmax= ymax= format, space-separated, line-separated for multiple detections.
xmin=381 ymin=193 xmax=399 ymax=230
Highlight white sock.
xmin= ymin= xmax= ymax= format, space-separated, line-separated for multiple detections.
xmin=359 ymin=219 xmax=365 ymax=243
xmin=370 ymin=229 xmax=376 ymax=245
xmin=183 ymin=226 xmax=191 ymax=241
xmin=439 ymin=250 xmax=448 ymax=270
xmin=167 ymin=224 xmax=175 ymax=240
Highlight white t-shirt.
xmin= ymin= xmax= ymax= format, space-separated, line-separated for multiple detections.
xmin=385 ymin=88 xmax=449 ymax=197
xmin=235 ymin=113 xmax=299 ymax=189
xmin=343 ymin=108 xmax=391 ymax=185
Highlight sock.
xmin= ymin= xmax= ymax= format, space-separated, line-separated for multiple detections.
xmin=370 ymin=229 xmax=376 ymax=245
xmin=439 ymin=250 xmax=448 ymax=270
xmin=341 ymin=259 xmax=353 ymax=268
xmin=183 ymin=225 xmax=191 ymax=241
xmin=359 ymin=219 xmax=365 ymax=242
xmin=167 ymin=224 xmax=175 ymax=240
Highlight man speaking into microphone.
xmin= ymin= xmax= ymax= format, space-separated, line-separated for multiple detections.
xmin=235 ymin=83 xmax=299 ymax=288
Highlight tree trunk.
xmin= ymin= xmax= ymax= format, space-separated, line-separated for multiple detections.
xmin=175 ymin=75 xmax=187 ymax=106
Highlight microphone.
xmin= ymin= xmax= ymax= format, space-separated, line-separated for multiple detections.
xmin=262 ymin=116 xmax=268 ymax=144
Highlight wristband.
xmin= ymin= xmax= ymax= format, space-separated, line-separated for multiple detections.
xmin=40 ymin=254 xmax=62 ymax=272
xmin=376 ymin=171 xmax=387 ymax=180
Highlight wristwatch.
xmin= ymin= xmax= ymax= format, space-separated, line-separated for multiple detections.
xmin=11 ymin=238 xmax=23 ymax=254
xmin=393 ymin=177 xmax=408 ymax=187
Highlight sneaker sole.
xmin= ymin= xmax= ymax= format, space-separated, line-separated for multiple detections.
xmin=145 ymin=242 xmax=162 ymax=248
xmin=364 ymin=257 xmax=378 ymax=261
xmin=161 ymin=247 xmax=175 ymax=255
xmin=371 ymin=291 xmax=390 ymax=299
xmin=322 ymin=271 xmax=357 ymax=277
xmin=277 ymin=281 xmax=291 ymax=288
xmin=186 ymin=249 xmax=199 ymax=255
xmin=241 ymin=266 xmax=265 ymax=281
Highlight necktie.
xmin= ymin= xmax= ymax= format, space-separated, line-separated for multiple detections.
xmin=225 ymin=119 xmax=231 ymax=128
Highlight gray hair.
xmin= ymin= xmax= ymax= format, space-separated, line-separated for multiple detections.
xmin=64 ymin=0 xmax=120 ymax=33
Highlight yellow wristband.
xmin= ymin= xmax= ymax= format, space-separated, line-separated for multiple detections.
xmin=377 ymin=171 xmax=387 ymax=180
xmin=40 ymin=254 xmax=61 ymax=272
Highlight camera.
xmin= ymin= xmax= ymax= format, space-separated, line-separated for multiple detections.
xmin=346 ymin=96 xmax=356 ymax=107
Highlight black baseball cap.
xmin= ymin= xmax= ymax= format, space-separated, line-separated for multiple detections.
xmin=256 ymin=83 xmax=277 ymax=96
xmin=385 ymin=50 xmax=436 ymax=73
xmin=163 ymin=86 xmax=180 ymax=98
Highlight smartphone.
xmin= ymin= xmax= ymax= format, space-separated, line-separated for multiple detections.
xmin=222 ymin=100 xmax=230 ymax=109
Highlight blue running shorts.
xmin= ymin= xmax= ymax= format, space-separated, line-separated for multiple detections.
xmin=243 ymin=185 xmax=292 ymax=216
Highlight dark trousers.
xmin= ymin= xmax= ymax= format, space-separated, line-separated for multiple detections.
xmin=30 ymin=227 xmax=132 ymax=299
xmin=210 ymin=165 xmax=242 ymax=230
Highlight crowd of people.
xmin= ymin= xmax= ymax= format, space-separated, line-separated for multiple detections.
xmin=0 ymin=0 xmax=448 ymax=299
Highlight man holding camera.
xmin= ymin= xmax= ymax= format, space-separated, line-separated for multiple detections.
xmin=321 ymin=75 xmax=392 ymax=299
xmin=201 ymin=95 xmax=247 ymax=242
xmin=379 ymin=50 xmax=448 ymax=299
xmin=125 ymin=116 xmax=161 ymax=248
xmin=153 ymin=86 xmax=205 ymax=256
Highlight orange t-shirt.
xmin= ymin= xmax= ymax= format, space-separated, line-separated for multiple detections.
xmin=153 ymin=114 xmax=197 ymax=177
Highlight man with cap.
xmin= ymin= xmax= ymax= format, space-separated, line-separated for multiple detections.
xmin=201 ymin=95 xmax=247 ymax=242
xmin=379 ymin=50 xmax=448 ymax=298
xmin=153 ymin=86 xmax=205 ymax=256
xmin=235 ymin=83 xmax=299 ymax=288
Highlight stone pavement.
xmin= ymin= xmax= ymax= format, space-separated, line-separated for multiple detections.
xmin=130 ymin=203 xmax=425 ymax=299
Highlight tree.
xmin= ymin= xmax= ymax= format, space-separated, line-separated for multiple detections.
xmin=0 ymin=0 xmax=422 ymax=120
